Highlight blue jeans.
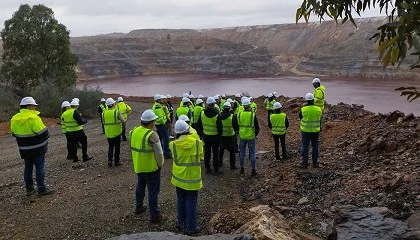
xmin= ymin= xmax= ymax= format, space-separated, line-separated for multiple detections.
xmin=301 ymin=131 xmax=320 ymax=165
xmin=24 ymin=155 xmax=46 ymax=191
xmin=176 ymin=187 xmax=199 ymax=233
xmin=136 ymin=169 xmax=161 ymax=218
xmin=155 ymin=125 xmax=171 ymax=157
xmin=239 ymin=138 xmax=256 ymax=170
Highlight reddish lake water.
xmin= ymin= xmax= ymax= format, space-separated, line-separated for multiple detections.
xmin=78 ymin=74 xmax=420 ymax=116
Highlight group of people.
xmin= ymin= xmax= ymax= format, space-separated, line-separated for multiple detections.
xmin=10 ymin=77 xmax=325 ymax=235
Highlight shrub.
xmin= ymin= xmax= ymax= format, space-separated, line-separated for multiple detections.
xmin=0 ymin=85 xmax=19 ymax=122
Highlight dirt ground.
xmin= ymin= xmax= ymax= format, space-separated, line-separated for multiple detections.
xmin=0 ymin=97 xmax=419 ymax=239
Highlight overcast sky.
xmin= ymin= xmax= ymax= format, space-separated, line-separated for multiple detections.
xmin=0 ymin=1 xmax=386 ymax=37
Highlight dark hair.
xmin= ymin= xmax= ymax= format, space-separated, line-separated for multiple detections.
xmin=20 ymin=105 xmax=28 ymax=109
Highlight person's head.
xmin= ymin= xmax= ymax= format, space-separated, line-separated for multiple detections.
xmin=117 ymin=97 xmax=124 ymax=102
xmin=273 ymin=102 xmax=282 ymax=113
xmin=174 ymin=120 xmax=190 ymax=137
xmin=223 ymin=102 xmax=231 ymax=112
xmin=140 ymin=109 xmax=157 ymax=128
xmin=166 ymin=94 xmax=172 ymax=102
xmin=70 ymin=99 xmax=79 ymax=109
xmin=214 ymin=94 xmax=221 ymax=103
xmin=235 ymin=93 xmax=241 ymax=100
xmin=268 ymin=92 xmax=274 ymax=100
xmin=106 ymin=98 xmax=116 ymax=108
xmin=241 ymin=98 xmax=251 ymax=110
xmin=189 ymin=94 xmax=195 ymax=100
xmin=206 ymin=97 xmax=216 ymax=107
xmin=221 ymin=94 xmax=226 ymax=100
xmin=178 ymin=114 xmax=190 ymax=125
xmin=161 ymin=94 xmax=167 ymax=103
xmin=100 ymin=98 xmax=106 ymax=103
xmin=312 ymin=78 xmax=321 ymax=88
xmin=305 ymin=93 xmax=314 ymax=104
xmin=182 ymin=97 xmax=190 ymax=106
xmin=20 ymin=97 xmax=38 ymax=110
xmin=61 ymin=101 xmax=71 ymax=112
xmin=195 ymin=98 xmax=204 ymax=106
xmin=154 ymin=94 xmax=162 ymax=103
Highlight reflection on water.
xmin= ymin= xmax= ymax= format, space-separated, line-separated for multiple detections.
xmin=79 ymin=74 xmax=420 ymax=115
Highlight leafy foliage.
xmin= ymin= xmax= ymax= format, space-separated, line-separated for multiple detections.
xmin=395 ymin=86 xmax=420 ymax=101
xmin=296 ymin=0 xmax=420 ymax=69
xmin=0 ymin=4 xmax=78 ymax=95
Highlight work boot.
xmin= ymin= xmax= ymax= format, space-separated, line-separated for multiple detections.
xmin=230 ymin=166 xmax=238 ymax=170
xmin=134 ymin=206 xmax=147 ymax=215
xmin=73 ymin=158 xmax=79 ymax=163
xmin=313 ymin=163 xmax=319 ymax=168
xmin=83 ymin=156 xmax=93 ymax=162
xmin=186 ymin=227 xmax=201 ymax=236
xmin=37 ymin=188 xmax=55 ymax=196
xmin=213 ymin=169 xmax=223 ymax=176
xmin=251 ymin=169 xmax=258 ymax=177
xmin=150 ymin=214 xmax=163 ymax=223
xmin=205 ymin=168 xmax=213 ymax=174
xmin=299 ymin=163 xmax=309 ymax=169
xmin=108 ymin=161 xmax=113 ymax=167
xmin=66 ymin=155 xmax=72 ymax=160
xmin=26 ymin=188 xmax=36 ymax=196
xmin=114 ymin=162 xmax=123 ymax=166
xmin=240 ymin=168 xmax=244 ymax=174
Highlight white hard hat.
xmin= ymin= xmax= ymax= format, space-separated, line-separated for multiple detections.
xmin=70 ymin=99 xmax=79 ymax=106
xmin=312 ymin=78 xmax=321 ymax=83
xmin=72 ymin=98 xmax=80 ymax=103
xmin=182 ymin=97 xmax=190 ymax=103
xmin=226 ymin=98 xmax=232 ymax=103
xmin=273 ymin=92 xmax=277 ymax=97
xmin=105 ymin=97 xmax=116 ymax=106
xmin=20 ymin=97 xmax=38 ymax=106
xmin=100 ymin=98 xmax=106 ymax=102
xmin=273 ymin=102 xmax=282 ymax=109
xmin=189 ymin=94 xmax=195 ymax=99
xmin=268 ymin=93 xmax=273 ymax=98
xmin=174 ymin=120 xmax=190 ymax=134
xmin=179 ymin=114 xmax=190 ymax=122
xmin=249 ymin=97 xmax=253 ymax=101
xmin=241 ymin=96 xmax=247 ymax=102
xmin=161 ymin=95 xmax=167 ymax=99
xmin=61 ymin=101 xmax=70 ymax=108
xmin=235 ymin=93 xmax=241 ymax=98
xmin=223 ymin=102 xmax=231 ymax=108
xmin=154 ymin=94 xmax=162 ymax=101
xmin=141 ymin=109 xmax=157 ymax=122
xmin=242 ymin=98 xmax=250 ymax=106
xmin=305 ymin=93 xmax=314 ymax=101
xmin=213 ymin=95 xmax=219 ymax=100
xmin=117 ymin=97 xmax=123 ymax=102
xmin=196 ymin=98 xmax=204 ymax=105
xmin=183 ymin=93 xmax=189 ymax=98
xmin=198 ymin=94 xmax=204 ymax=98
xmin=166 ymin=94 xmax=172 ymax=99
xmin=206 ymin=97 xmax=216 ymax=104
xmin=221 ymin=94 xmax=226 ymax=98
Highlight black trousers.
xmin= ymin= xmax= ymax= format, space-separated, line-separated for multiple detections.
xmin=121 ymin=125 xmax=127 ymax=141
xmin=67 ymin=130 xmax=88 ymax=160
xmin=100 ymin=115 xmax=105 ymax=133
xmin=65 ymin=133 xmax=71 ymax=158
xmin=203 ymin=134 xmax=219 ymax=172
xmin=107 ymin=135 xmax=121 ymax=163
xmin=219 ymin=136 xmax=236 ymax=167
xmin=272 ymin=134 xmax=287 ymax=160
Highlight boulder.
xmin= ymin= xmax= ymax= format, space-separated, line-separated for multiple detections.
xmin=403 ymin=113 xmax=415 ymax=122
xmin=298 ymin=197 xmax=310 ymax=205
xmin=370 ymin=137 xmax=385 ymax=151
xmin=386 ymin=110 xmax=405 ymax=123
xmin=235 ymin=205 xmax=316 ymax=240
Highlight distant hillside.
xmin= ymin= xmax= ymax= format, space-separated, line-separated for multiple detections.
xmin=1 ymin=18 xmax=419 ymax=80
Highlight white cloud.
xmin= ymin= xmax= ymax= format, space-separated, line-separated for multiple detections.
xmin=0 ymin=0 xmax=386 ymax=37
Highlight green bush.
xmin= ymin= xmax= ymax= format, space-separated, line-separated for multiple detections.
xmin=32 ymin=84 xmax=104 ymax=119
xmin=0 ymin=85 xmax=19 ymax=122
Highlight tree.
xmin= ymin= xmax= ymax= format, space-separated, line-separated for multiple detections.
xmin=296 ymin=0 xmax=420 ymax=101
xmin=1 ymin=4 xmax=78 ymax=95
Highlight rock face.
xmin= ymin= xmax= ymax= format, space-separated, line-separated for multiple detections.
xmin=336 ymin=207 xmax=408 ymax=240
xmin=234 ymin=205 xmax=318 ymax=240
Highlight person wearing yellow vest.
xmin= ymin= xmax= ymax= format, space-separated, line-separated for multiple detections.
xmin=233 ymin=98 xmax=260 ymax=176
xmin=103 ymin=98 xmax=126 ymax=167
xmin=299 ymin=93 xmax=322 ymax=168
xmin=269 ymin=102 xmax=289 ymax=161
xmin=130 ymin=109 xmax=164 ymax=223
xmin=98 ymin=98 xmax=107 ymax=134
xmin=214 ymin=95 xmax=221 ymax=113
xmin=195 ymin=97 xmax=223 ymax=175
xmin=152 ymin=94 xmax=172 ymax=159
xmin=179 ymin=115 xmax=200 ymax=140
xmin=219 ymin=102 xmax=238 ymax=170
xmin=165 ymin=94 xmax=174 ymax=125
xmin=176 ymin=97 xmax=192 ymax=121
xmin=61 ymin=101 xmax=72 ymax=160
xmin=265 ymin=93 xmax=276 ymax=124
xmin=170 ymin=120 xmax=203 ymax=235
xmin=62 ymin=99 xmax=93 ymax=163
xmin=249 ymin=97 xmax=257 ymax=113
xmin=232 ymin=93 xmax=241 ymax=114
xmin=116 ymin=97 xmax=131 ymax=141
xmin=191 ymin=98 xmax=204 ymax=139
xmin=220 ymin=94 xmax=227 ymax=108
xmin=11 ymin=97 xmax=54 ymax=196
xmin=312 ymin=78 xmax=326 ymax=111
